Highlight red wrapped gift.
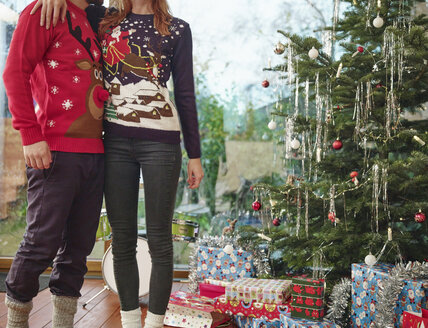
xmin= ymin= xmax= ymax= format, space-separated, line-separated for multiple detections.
xmin=200 ymin=282 xmax=226 ymax=299
xmin=403 ymin=309 xmax=428 ymax=328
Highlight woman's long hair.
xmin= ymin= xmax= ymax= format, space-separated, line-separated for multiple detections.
xmin=99 ymin=0 xmax=172 ymax=37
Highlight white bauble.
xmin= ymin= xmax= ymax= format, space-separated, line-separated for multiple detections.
xmin=268 ymin=120 xmax=277 ymax=130
xmin=290 ymin=138 xmax=301 ymax=150
xmin=308 ymin=47 xmax=319 ymax=59
xmin=223 ymin=244 xmax=234 ymax=255
xmin=364 ymin=253 xmax=377 ymax=266
xmin=373 ymin=15 xmax=384 ymax=28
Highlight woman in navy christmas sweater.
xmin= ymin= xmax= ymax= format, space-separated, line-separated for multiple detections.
xmin=98 ymin=1 xmax=203 ymax=327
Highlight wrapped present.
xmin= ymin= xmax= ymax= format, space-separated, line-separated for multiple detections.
xmin=197 ymin=245 xmax=256 ymax=282
xmin=292 ymin=277 xmax=325 ymax=298
xmin=205 ymin=278 xmax=232 ymax=287
xmin=226 ymin=278 xmax=292 ymax=305
xmin=403 ymin=309 xmax=428 ymax=328
xmin=214 ymin=296 xmax=291 ymax=320
xmin=199 ymin=282 xmax=226 ymax=299
xmin=164 ymin=291 xmax=215 ymax=328
xmin=291 ymin=277 xmax=325 ymax=321
xmin=350 ymin=263 xmax=428 ymax=328
xmin=233 ymin=315 xmax=281 ymax=328
xmin=280 ymin=314 xmax=340 ymax=328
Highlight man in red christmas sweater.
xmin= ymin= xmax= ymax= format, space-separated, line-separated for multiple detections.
xmin=2 ymin=0 xmax=108 ymax=326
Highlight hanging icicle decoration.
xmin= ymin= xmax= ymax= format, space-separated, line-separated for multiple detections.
xmin=296 ymin=188 xmax=301 ymax=238
xmin=353 ymin=83 xmax=362 ymax=142
xmin=307 ymin=129 xmax=313 ymax=180
xmin=285 ymin=117 xmax=295 ymax=159
xmin=287 ymin=40 xmax=295 ymax=86
xmin=305 ymin=79 xmax=310 ymax=120
xmin=294 ymin=77 xmax=300 ymax=117
xmin=322 ymin=30 xmax=333 ymax=58
xmin=302 ymin=131 xmax=306 ymax=178
xmin=314 ymin=72 xmax=323 ymax=163
xmin=372 ymin=164 xmax=380 ymax=233
xmin=365 ymin=81 xmax=373 ymax=121
xmin=382 ymin=167 xmax=391 ymax=222
xmin=366 ymin=0 xmax=376 ymax=27
xmin=329 ymin=185 xmax=337 ymax=226
xmin=333 ymin=0 xmax=341 ymax=32
xmin=305 ymin=188 xmax=309 ymax=238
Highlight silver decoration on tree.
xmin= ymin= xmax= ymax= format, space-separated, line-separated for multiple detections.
xmin=322 ymin=30 xmax=333 ymax=58
xmin=314 ymin=72 xmax=323 ymax=164
xmin=305 ymin=188 xmax=309 ymax=238
xmin=296 ymin=188 xmax=301 ymax=238
xmin=325 ymin=278 xmax=352 ymax=326
xmin=329 ymin=185 xmax=337 ymax=226
xmin=285 ymin=117 xmax=295 ymax=159
xmin=372 ymin=164 xmax=380 ymax=233
xmin=294 ymin=77 xmax=300 ymax=117
xmin=305 ymin=79 xmax=310 ymax=120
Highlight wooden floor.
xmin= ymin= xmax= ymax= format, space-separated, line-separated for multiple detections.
xmin=0 ymin=278 xmax=188 ymax=327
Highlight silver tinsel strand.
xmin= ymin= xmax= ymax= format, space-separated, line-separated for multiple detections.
xmin=325 ymin=278 xmax=351 ymax=326
xmin=187 ymin=235 xmax=272 ymax=293
xmin=375 ymin=261 xmax=428 ymax=328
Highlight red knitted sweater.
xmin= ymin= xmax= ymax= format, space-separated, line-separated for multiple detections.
xmin=3 ymin=0 xmax=106 ymax=153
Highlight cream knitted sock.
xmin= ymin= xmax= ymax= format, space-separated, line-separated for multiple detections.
xmin=120 ymin=307 xmax=142 ymax=328
xmin=143 ymin=311 xmax=165 ymax=328
xmin=5 ymin=295 xmax=33 ymax=328
xmin=51 ymin=295 xmax=78 ymax=328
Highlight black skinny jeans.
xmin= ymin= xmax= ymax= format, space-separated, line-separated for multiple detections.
xmin=104 ymin=136 xmax=182 ymax=314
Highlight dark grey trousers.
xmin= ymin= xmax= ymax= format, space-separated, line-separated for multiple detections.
xmin=103 ymin=136 xmax=181 ymax=314
xmin=6 ymin=152 xmax=104 ymax=302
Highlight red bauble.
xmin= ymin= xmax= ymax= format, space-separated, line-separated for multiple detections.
xmin=332 ymin=139 xmax=343 ymax=150
xmin=272 ymin=218 xmax=281 ymax=226
xmin=415 ymin=210 xmax=426 ymax=223
xmin=252 ymin=200 xmax=262 ymax=211
xmin=350 ymin=171 xmax=359 ymax=178
xmin=328 ymin=212 xmax=336 ymax=222
xmin=357 ymin=46 xmax=364 ymax=53
xmin=376 ymin=83 xmax=383 ymax=88
xmin=262 ymin=80 xmax=270 ymax=88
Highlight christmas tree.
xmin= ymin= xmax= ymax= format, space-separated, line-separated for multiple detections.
xmin=240 ymin=0 xmax=428 ymax=287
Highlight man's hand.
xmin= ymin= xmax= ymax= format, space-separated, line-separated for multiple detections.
xmin=187 ymin=158 xmax=204 ymax=189
xmin=24 ymin=141 xmax=52 ymax=170
xmin=30 ymin=0 xmax=67 ymax=29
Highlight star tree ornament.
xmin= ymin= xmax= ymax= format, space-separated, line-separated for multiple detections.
xmin=308 ymin=47 xmax=319 ymax=59
xmin=415 ymin=210 xmax=426 ymax=223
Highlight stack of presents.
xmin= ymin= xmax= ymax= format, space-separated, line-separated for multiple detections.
xmin=162 ymin=242 xmax=428 ymax=327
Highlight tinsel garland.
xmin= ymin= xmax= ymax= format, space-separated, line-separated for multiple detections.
xmin=375 ymin=261 xmax=428 ymax=328
xmin=325 ymin=278 xmax=352 ymax=327
xmin=187 ymin=235 xmax=272 ymax=293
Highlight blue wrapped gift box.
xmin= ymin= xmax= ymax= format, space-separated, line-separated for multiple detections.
xmin=196 ymin=245 xmax=256 ymax=282
xmin=280 ymin=314 xmax=339 ymax=328
xmin=234 ymin=315 xmax=281 ymax=328
xmin=350 ymin=263 xmax=428 ymax=328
